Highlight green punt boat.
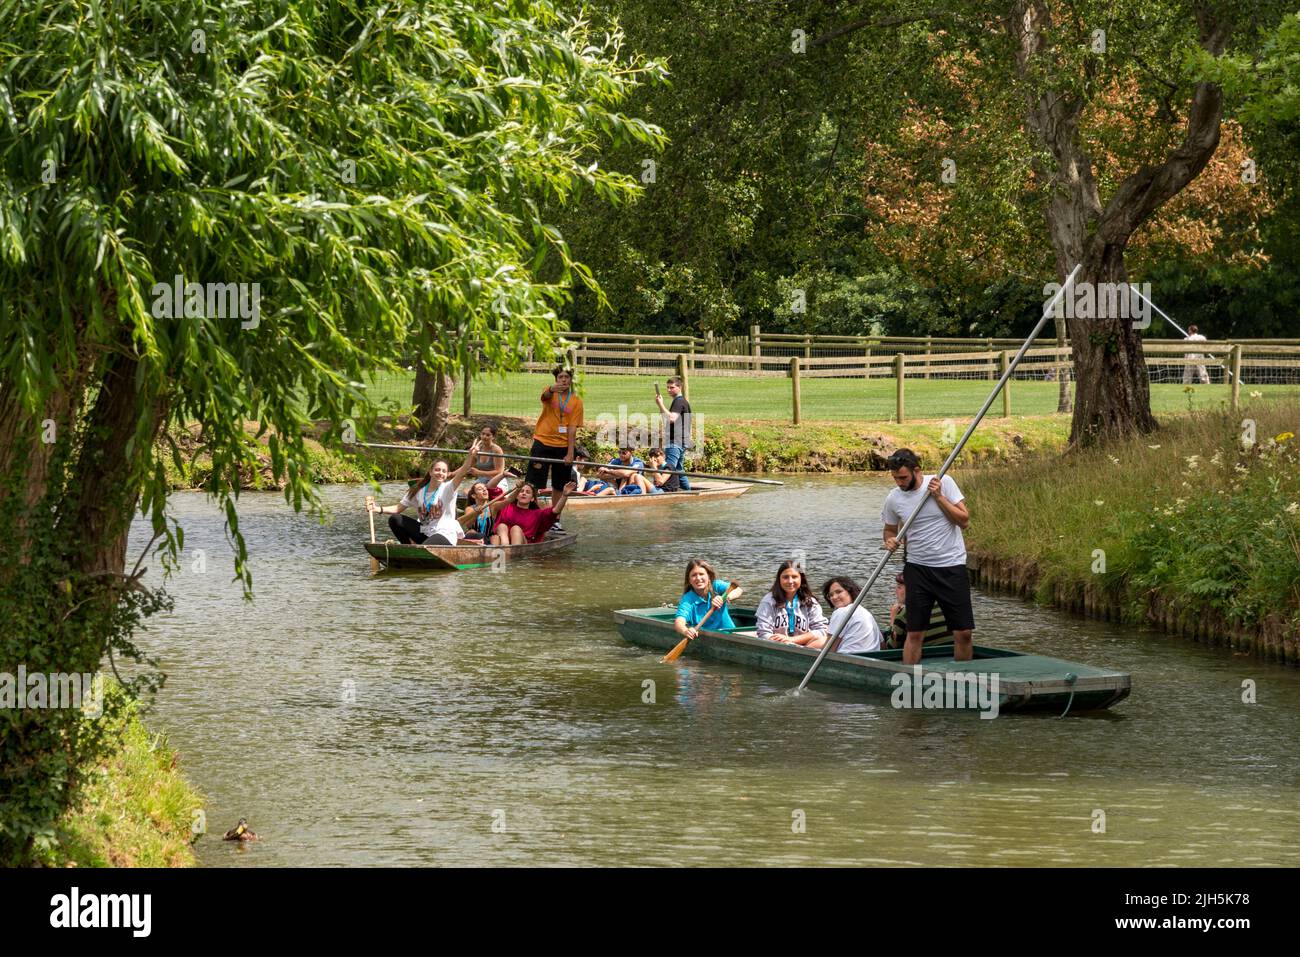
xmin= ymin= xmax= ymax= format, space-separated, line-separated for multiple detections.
xmin=614 ymin=606 xmax=1131 ymax=714
xmin=365 ymin=531 xmax=575 ymax=571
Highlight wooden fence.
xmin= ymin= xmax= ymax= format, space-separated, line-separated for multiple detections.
xmin=490 ymin=340 xmax=1300 ymax=424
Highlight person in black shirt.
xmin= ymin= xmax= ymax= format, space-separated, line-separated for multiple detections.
xmin=654 ymin=375 xmax=692 ymax=490
xmin=646 ymin=447 xmax=681 ymax=492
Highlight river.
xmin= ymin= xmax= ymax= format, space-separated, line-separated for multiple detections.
xmin=129 ymin=475 xmax=1300 ymax=866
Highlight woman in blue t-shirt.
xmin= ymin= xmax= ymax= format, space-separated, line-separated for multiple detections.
xmin=674 ymin=558 xmax=744 ymax=642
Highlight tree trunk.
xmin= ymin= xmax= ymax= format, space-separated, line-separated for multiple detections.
xmin=1010 ymin=0 xmax=1231 ymax=447
xmin=412 ymin=364 xmax=455 ymax=444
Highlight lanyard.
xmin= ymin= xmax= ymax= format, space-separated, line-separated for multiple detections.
xmin=785 ymin=598 xmax=799 ymax=635
xmin=421 ymin=482 xmax=439 ymax=516
xmin=555 ymin=390 xmax=572 ymax=423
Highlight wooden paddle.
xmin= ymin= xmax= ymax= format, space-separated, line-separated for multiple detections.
xmin=661 ymin=581 xmax=740 ymax=663
xmin=365 ymin=495 xmax=379 ymax=573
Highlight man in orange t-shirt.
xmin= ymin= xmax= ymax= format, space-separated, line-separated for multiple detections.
xmin=525 ymin=366 xmax=583 ymax=493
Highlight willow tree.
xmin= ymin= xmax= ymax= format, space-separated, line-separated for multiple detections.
xmin=0 ymin=0 xmax=662 ymax=862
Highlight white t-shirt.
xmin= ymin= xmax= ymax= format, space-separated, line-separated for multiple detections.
xmin=400 ymin=480 xmax=461 ymax=543
xmin=881 ymin=473 xmax=967 ymax=567
xmin=828 ymin=605 xmax=883 ymax=654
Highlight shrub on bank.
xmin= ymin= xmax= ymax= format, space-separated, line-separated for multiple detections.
xmin=964 ymin=401 xmax=1300 ymax=656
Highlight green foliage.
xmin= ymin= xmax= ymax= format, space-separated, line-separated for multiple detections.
xmin=0 ymin=0 xmax=662 ymax=865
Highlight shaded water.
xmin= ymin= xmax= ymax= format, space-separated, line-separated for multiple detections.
xmin=130 ymin=475 xmax=1300 ymax=866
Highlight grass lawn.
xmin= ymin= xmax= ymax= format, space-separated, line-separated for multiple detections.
xmin=366 ymin=368 xmax=1300 ymax=424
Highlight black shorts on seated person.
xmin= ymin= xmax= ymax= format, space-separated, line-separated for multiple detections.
xmin=903 ymin=562 xmax=975 ymax=633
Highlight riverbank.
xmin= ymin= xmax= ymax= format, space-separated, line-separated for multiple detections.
xmin=35 ymin=685 xmax=204 ymax=867
xmin=963 ymin=400 xmax=1300 ymax=663
xmin=161 ymin=414 xmax=1071 ymax=490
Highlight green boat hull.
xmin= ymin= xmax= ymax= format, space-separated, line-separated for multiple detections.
xmin=365 ymin=532 xmax=575 ymax=571
xmin=614 ymin=607 xmax=1131 ymax=714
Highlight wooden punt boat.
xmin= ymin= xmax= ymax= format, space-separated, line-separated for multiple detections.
xmin=544 ymin=480 xmax=751 ymax=510
xmin=365 ymin=531 xmax=575 ymax=571
xmin=614 ymin=606 xmax=1131 ymax=714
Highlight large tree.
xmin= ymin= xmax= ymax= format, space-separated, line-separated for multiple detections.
xmin=0 ymin=0 xmax=661 ymax=862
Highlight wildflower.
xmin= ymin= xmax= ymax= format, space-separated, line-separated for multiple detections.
xmin=1287 ymin=503 xmax=1299 ymax=516
xmin=1235 ymin=464 xmax=1249 ymax=474
xmin=1094 ymin=500 xmax=1105 ymax=506
xmin=1210 ymin=451 xmax=1223 ymax=466
xmin=1276 ymin=432 xmax=1295 ymax=443
xmin=1147 ymin=444 xmax=1161 ymax=450
xmin=1109 ymin=456 xmax=1120 ymax=465
xmin=1250 ymin=390 xmax=1262 ymax=398
xmin=1185 ymin=455 xmax=1200 ymax=469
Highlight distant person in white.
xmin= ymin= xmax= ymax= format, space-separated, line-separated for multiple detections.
xmin=1183 ymin=324 xmax=1210 ymax=384
xmin=881 ymin=448 xmax=974 ymax=665
xmin=806 ymin=576 xmax=883 ymax=653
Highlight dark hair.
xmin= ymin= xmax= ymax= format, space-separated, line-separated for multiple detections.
xmin=886 ymin=448 xmax=920 ymax=471
xmin=514 ymin=481 xmax=541 ymax=510
xmin=822 ymin=576 xmax=861 ymax=606
xmin=667 ymin=375 xmax=683 ymax=388
xmin=1188 ymin=324 xmax=1199 ymax=335
xmin=649 ymin=447 xmax=664 ymax=458
xmin=552 ymin=365 xmax=574 ymax=379
xmin=479 ymin=424 xmax=497 ymax=436
xmin=467 ymin=481 xmax=489 ymax=501
xmin=575 ymin=444 xmax=591 ymax=460
xmin=769 ymin=560 xmax=814 ymax=607
xmin=683 ymin=558 xmax=717 ymax=596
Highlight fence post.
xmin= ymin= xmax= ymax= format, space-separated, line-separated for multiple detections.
xmin=999 ymin=351 xmax=1011 ymax=417
xmin=677 ymin=353 xmax=690 ymax=401
xmin=1231 ymin=343 xmax=1242 ymax=410
xmin=894 ymin=353 xmax=906 ymax=424
xmin=633 ymin=337 xmax=640 ymax=371
xmin=704 ymin=330 xmax=714 ymax=353
xmin=987 ymin=338 xmax=995 ymax=379
xmin=751 ymin=323 xmax=762 ymax=371
xmin=864 ymin=344 xmax=872 ymax=379
xmin=804 ymin=335 xmax=811 ymax=359
xmin=790 ymin=357 xmax=802 ymax=425
xmin=924 ymin=335 xmax=932 ymax=379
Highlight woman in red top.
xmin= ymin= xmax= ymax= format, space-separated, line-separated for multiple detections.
xmin=492 ymin=481 xmax=576 ymax=545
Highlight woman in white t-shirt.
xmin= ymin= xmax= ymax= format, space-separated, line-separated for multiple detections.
xmin=369 ymin=440 xmax=480 ymax=546
xmin=806 ymin=576 xmax=883 ymax=654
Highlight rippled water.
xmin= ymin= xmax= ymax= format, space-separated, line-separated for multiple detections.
xmin=129 ymin=475 xmax=1300 ymax=866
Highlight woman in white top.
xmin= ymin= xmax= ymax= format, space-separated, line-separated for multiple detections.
xmin=754 ymin=561 xmax=830 ymax=645
xmin=807 ymin=576 xmax=883 ymax=653
xmin=369 ymin=440 xmax=480 ymax=545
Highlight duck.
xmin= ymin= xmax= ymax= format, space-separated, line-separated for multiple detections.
xmin=223 ymin=818 xmax=259 ymax=842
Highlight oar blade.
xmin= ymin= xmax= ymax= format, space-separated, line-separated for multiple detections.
xmin=660 ymin=637 xmax=690 ymax=663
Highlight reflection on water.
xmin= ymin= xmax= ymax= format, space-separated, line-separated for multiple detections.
xmin=130 ymin=475 xmax=1300 ymax=866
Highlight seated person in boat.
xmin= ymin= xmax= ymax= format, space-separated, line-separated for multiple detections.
xmin=807 ymin=576 xmax=883 ymax=653
xmin=754 ymin=561 xmax=830 ymax=645
xmin=459 ymin=474 xmax=512 ymax=541
xmin=369 ymin=440 xmax=481 ymax=546
xmin=597 ymin=445 xmax=653 ymax=494
xmin=675 ymin=558 xmax=743 ymax=640
xmin=570 ymin=445 xmax=616 ymax=496
xmin=886 ymin=571 xmax=952 ymax=649
xmin=644 ymin=447 xmax=681 ymax=493
xmin=491 ymin=480 xmax=576 ymax=545
xmin=467 ymin=425 xmax=507 ymax=492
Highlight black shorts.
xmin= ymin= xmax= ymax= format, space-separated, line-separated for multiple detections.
xmin=903 ymin=562 xmax=975 ymax=633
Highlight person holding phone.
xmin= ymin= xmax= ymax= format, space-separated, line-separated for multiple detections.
xmin=525 ymin=366 xmax=582 ymax=494
xmin=654 ymin=376 xmax=692 ymax=491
